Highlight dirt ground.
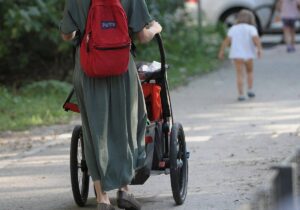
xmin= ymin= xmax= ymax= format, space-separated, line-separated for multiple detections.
xmin=0 ymin=43 xmax=300 ymax=210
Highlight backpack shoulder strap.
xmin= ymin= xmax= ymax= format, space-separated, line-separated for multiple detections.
xmin=75 ymin=0 xmax=91 ymax=45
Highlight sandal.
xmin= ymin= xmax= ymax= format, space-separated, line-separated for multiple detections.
xmin=117 ymin=190 xmax=141 ymax=210
xmin=97 ymin=203 xmax=115 ymax=210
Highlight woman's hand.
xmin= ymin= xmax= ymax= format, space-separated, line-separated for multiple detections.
xmin=149 ymin=21 xmax=162 ymax=35
xmin=61 ymin=31 xmax=76 ymax=41
xmin=137 ymin=21 xmax=162 ymax=44
xmin=276 ymin=0 xmax=282 ymax=12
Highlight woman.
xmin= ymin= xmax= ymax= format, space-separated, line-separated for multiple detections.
xmin=60 ymin=0 xmax=162 ymax=210
xmin=277 ymin=0 xmax=300 ymax=52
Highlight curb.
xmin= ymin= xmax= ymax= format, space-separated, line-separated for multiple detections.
xmin=239 ymin=148 xmax=300 ymax=210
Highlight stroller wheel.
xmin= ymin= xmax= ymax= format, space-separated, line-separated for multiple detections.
xmin=70 ymin=125 xmax=90 ymax=207
xmin=170 ymin=123 xmax=188 ymax=205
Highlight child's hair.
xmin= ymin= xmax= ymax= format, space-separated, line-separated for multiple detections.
xmin=236 ymin=9 xmax=257 ymax=26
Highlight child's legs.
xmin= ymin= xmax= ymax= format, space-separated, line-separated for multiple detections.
xmin=245 ymin=59 xmax=254 ymax=90
xmin=233 ymin=59 xmax=244 ymax=95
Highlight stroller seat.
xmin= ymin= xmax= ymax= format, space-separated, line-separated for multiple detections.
xmin=136 ymin=61 xmax=168 ymax=81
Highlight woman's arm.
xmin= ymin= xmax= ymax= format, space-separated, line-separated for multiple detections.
xmin=61 ymin=31 xmax=76 ymax=41
xmin=276 ymin=0 xmax=282 ymax=12
xmin=218 ymin=37 xmax=231 ymax=60
xmin=137 ymin=21 xmax=162 ymax=44
xmin=61 ymin=21 xmax=162 ymax=43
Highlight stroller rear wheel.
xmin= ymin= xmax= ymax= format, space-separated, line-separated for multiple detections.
xmin=70 ymin=125 xmax=90 ymax=207
xmin=170 ymin=123 xmax=188 ymax=205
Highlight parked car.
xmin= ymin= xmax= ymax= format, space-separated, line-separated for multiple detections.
xmin=185 ymin=0 xmax=283 ymax=34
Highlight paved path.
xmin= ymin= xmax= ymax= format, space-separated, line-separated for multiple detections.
xmin=0 ymin=44 xmax=299 ymax=210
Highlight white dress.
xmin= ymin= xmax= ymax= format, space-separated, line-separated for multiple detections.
xmin=228 ymin=23 xmax=258 ymax=60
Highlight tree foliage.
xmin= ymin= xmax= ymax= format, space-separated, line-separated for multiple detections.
xmin=147 ymin=0 xmax=185 ymax=34
xmin=0 ymin=0 xmax=72 ymax=86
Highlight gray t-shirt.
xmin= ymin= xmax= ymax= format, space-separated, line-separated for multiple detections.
xmin=60 ymin=0 xmax=153 ymax=37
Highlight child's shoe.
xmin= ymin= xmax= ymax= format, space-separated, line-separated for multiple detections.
xmin=247 ymin=91 xmax=255 ymax=98
xmin=238 ymin=95 xmax=246 ymax=101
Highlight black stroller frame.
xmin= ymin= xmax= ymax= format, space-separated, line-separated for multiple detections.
xmin=63 ymin=34 xmax=189 ymax=207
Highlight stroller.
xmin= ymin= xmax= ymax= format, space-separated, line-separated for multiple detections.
xmin=63 ymin=34 xmax=189 ymax=207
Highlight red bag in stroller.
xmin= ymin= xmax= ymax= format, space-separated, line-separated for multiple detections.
xmin=142 ymin=83 xmax=162 ymax=121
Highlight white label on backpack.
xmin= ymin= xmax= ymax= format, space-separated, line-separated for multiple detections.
xmin=101 ymin=21 xmax=117 ymax=29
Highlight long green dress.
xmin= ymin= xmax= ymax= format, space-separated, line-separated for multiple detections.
xmin=60 ymin=0 xmax=152 ymax=191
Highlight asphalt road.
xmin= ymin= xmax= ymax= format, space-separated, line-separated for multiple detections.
xmin=0 ymin=41 xmax=299 ymax=210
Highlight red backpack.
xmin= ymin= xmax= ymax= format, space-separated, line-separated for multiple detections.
xmin=80 ymin=0 xmax=131 ymax=78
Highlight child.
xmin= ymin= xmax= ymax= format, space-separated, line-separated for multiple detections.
xmin=218 ymin=9 xmax=262 ymax=101
xmin=277 ymin=0 xmax=300 ymax=52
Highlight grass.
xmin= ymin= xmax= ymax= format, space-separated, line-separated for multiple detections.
xmin=0 ymin=26 xmax=224 ymax=132
xmin=0 ymin=80 xmax=75 ymax=131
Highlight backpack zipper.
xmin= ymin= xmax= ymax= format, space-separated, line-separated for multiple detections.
xmin=94 ymin=43 xmax=131 ymax=51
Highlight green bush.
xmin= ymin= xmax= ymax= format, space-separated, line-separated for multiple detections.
xmin=0 ymin=0 xmax=72 ymax=86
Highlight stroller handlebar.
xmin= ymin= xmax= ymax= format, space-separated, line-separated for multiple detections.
xmin=155 ymin=34 xmax=166 ymax=75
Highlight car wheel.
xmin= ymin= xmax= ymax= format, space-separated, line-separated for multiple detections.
xmin=220 ymin=8 xmax=263 ymax=35
xmin=220 ymin=8 xmax=242 ymax=28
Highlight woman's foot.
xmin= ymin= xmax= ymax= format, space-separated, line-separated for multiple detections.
xmin=96 ymin=193 xmax=110 ymax=205
xmin=97 ymin=203 xmax=115 ymax=210
xmin=117 ymin=190 xmax=141 ymax=210
xmin=287 ymin=45 xmax=296 ymax=53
